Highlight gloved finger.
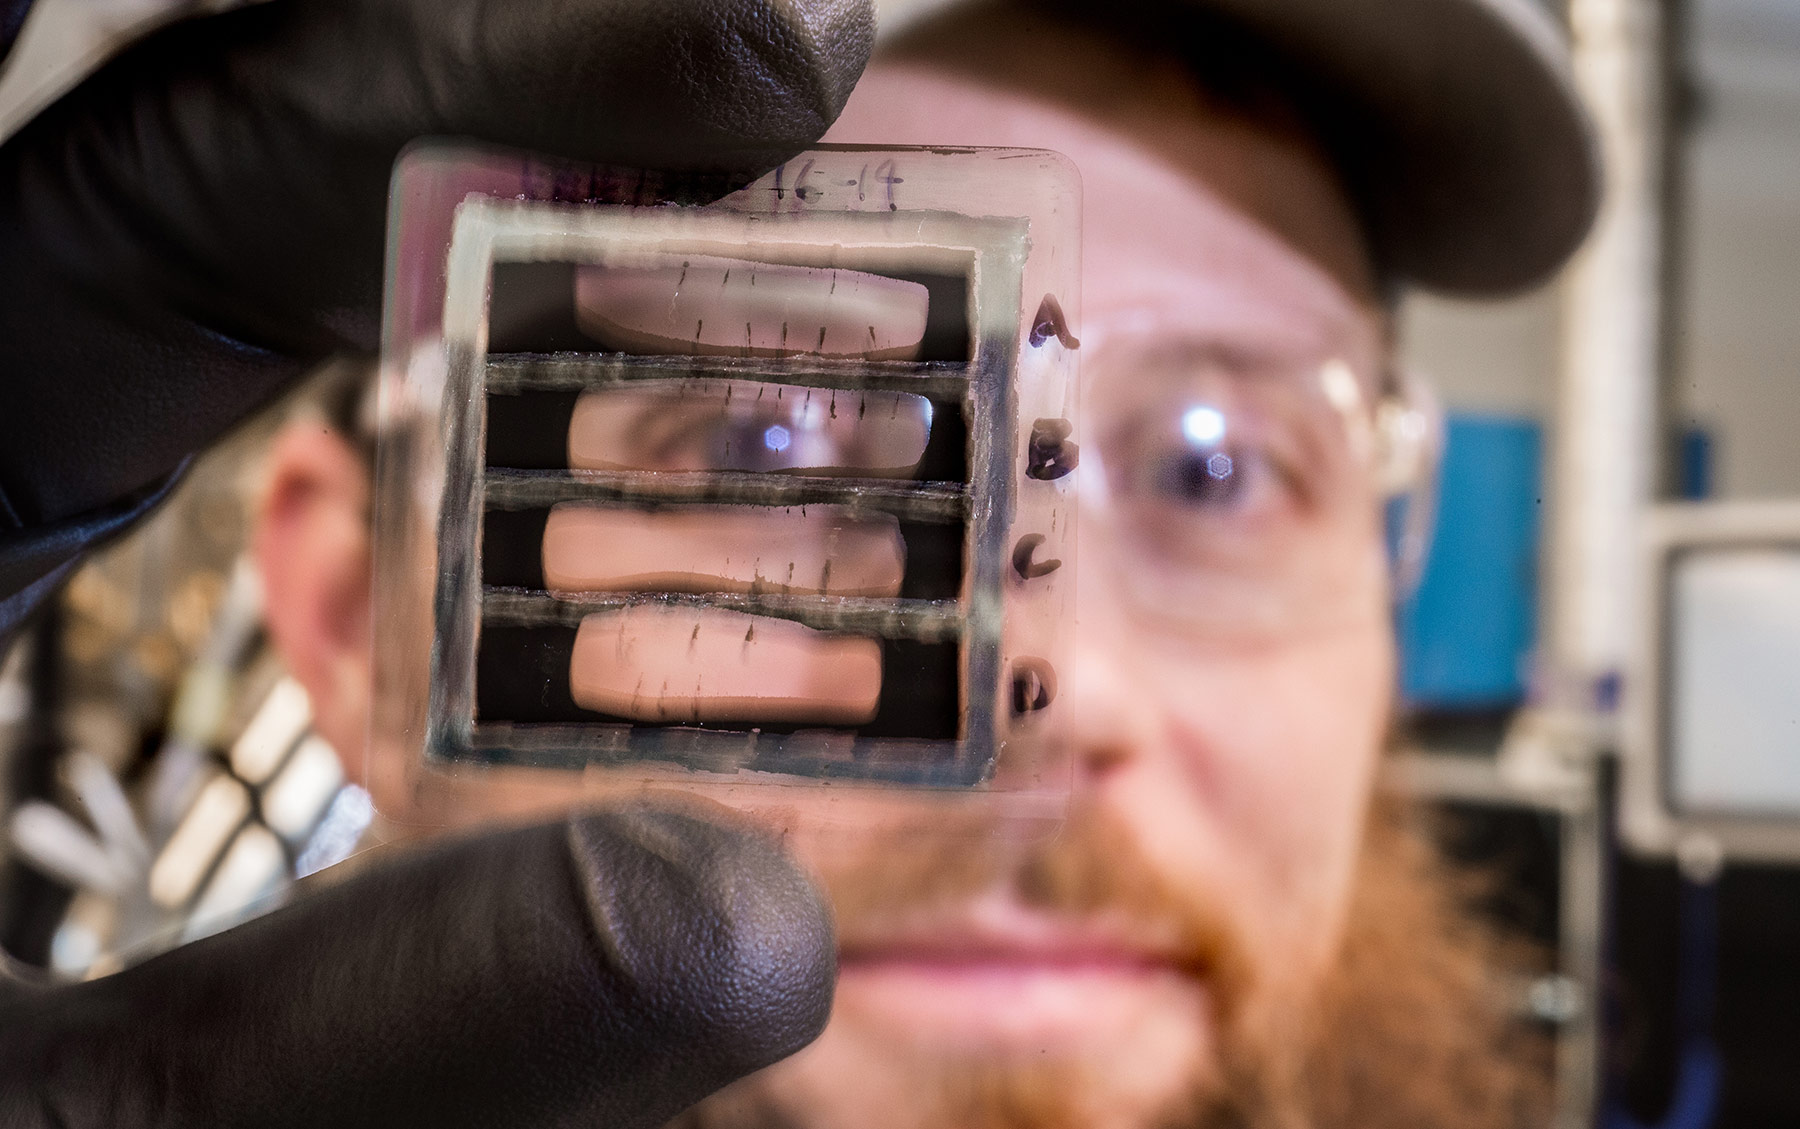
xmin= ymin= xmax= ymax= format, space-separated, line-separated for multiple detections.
xmin=0 ymin=0 xmax=874 ymax=529
xmin=0 ymin=806 xmax=836 ymax=1129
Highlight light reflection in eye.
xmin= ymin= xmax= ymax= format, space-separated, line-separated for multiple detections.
xmin=763 ymin=424 xmax=792 ymax=453
xmin=1100 ymin=398 xmax=1259 ymax=516
xmin=1182 ymin=405 xmax=1225 ymax=446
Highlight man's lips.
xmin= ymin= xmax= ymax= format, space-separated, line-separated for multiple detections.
xmin=836 ymin=900 xmax=1206 ymax=977
xmin=830 ymin=903 xmax=1213 ymax=1048
xmin=828 ymin=911 xmax=1209 ymax=1051
xmin=844 ymin=947 xmax=1172 ymax=974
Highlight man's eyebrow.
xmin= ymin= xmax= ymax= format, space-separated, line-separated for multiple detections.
xmin=1101 ymin=334 xmax=1322 ymax=376
xmin=1091 ymin=330 xmax=1388 ymax=405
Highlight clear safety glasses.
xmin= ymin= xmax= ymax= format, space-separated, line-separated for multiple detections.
xmin=1082 ymin=335 xmax=1438 ymax=644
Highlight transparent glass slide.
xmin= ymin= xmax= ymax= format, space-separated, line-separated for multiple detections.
xmin=372 ymin=143 xmax=1080 ymax=813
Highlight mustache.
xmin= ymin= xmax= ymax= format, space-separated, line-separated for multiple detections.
xmin=809 ymin=802 xmax=1255 ymax=1013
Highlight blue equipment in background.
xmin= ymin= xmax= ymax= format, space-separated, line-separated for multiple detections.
xmin=1678 ymin=425 xmax=1714 ymax=502
xmin=1398 ymin=414 xmax=1543 ymax=710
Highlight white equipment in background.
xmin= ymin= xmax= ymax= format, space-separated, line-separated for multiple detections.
xmin=1623 ymin=500 xmax=1800 ymax=862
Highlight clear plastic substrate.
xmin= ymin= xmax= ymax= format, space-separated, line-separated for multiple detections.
xmin=372 ymin=144 xmax=1080 ymax=814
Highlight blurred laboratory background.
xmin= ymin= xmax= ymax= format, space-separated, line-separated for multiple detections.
xmin=3 ymin=1 xmax=1800 ymax=1127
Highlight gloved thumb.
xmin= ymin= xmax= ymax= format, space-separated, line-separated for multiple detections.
xmin=0 ymin=806 xmax=835 ymax=1128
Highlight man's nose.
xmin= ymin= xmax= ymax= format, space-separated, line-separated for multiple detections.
xmin=1051 ymin=633 xmax=1162 ymax=787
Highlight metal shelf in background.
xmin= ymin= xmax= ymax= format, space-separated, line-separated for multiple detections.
xmin=1387 ymin=749 xmax=1604 ymax=1129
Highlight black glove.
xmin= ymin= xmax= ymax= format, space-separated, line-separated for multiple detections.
xmin=0 ymin=807 xmax=836 ymax=1128
xmin=0 ymin=0 xmax=875 ymax=640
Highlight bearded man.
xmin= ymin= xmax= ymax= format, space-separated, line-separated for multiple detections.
xmin=0 ymin=0 xmax=1597 ymax=1125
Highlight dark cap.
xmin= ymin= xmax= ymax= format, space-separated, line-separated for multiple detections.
xmin=880 ymin=0 xmax=1602 ymax=296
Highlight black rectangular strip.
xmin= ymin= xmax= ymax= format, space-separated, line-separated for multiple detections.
xmin=483 ymin=385 xmax=969 ymax=483
xmin=480 ymin=508 xmax=964 ymax=599
xmin=487 ymin=263 xmax=973 ymax=363
xmin=473 ymin=625 xmax=960 ymax=742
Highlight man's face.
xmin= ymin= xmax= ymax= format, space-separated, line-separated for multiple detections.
xmin=683 ymin=40 xmax=1391 ymax=1128
xmin=258 ymin=28 xmax=1396 ymax=1129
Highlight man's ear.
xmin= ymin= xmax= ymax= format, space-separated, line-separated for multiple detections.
xmin=254 ymin=421 xmax=372 ymax=771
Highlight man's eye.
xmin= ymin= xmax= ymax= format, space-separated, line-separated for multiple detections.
xmin=624 ymin=397 xmax=818 ymax=471
xmin=698 ymin=414 xmax=812 ymax=470
xmin=1142 ymin=444 xmax=1249 ymax=511
xmin=1105 ymin=402 xmax=1285 ymax=519
xmin=570 ymin=382 xmax=933 ymax=476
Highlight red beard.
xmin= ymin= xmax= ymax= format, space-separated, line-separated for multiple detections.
xmin=674 ymin=796 xmax=1549 ymax=1129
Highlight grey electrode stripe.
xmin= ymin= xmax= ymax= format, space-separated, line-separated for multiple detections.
xmin=482 ymin=467 xmax=969 ymax=522
xmin=486 ymin=353 xmax=972 ymax=400
xmin=464 ymin=720 xmax=985 ymax=786
xmin=481 ymin=587 xmax=964 ymax=642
